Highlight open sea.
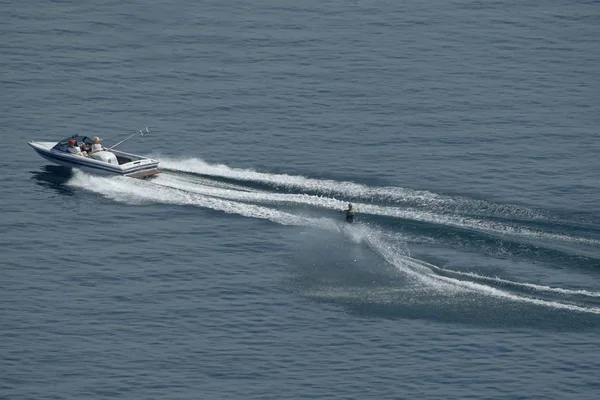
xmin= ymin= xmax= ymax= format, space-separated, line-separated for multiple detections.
xmin=2 ymin=0 xmax=600 ymax=398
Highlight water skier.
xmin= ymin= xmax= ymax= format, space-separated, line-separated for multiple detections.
xmin=341 ymin=203 xmax=355 ymax=223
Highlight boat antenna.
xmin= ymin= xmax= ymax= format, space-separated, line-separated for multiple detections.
xmin=107 ymin=127 xmax=150 ymax=150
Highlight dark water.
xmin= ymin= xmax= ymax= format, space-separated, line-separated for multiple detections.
xmin=2 ymin=0 xmax=600 ymax=398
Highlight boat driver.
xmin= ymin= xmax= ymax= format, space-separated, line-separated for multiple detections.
xmin=67 ymin=139 xmax=85 ymax=157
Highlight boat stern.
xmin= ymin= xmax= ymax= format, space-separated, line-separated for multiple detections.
xmin=121 ymin=156 xmax=161 ymax=179
xmin=127 ymin=169 xmax=162 ymax=179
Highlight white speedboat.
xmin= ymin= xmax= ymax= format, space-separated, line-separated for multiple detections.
xmin=29 ymin=128 xmax=160 ymax=179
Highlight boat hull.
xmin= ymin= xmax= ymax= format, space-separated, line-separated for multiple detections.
xmin=29 ymin=141 xmax=161 ymax=179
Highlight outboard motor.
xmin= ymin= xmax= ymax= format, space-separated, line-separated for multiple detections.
xmin=91 ymin=151 xmax=119 ymax=164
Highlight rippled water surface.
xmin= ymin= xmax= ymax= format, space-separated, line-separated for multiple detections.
xmin=2 ymin=0 xmax=600 ymax=399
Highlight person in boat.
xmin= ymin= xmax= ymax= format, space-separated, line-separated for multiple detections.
xmin=67 ymin=139 xmax=85 ymax=156
xmin=80 ymin=141 xmax=91 ymax=155
xmin=91 ymin=136 xmax=103 ymax=153
xmin=341 ymin=203 xmax=355 ymax=223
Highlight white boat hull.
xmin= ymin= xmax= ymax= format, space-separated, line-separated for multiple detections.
xmin=29 ymin=141 xmax=161 ymax=179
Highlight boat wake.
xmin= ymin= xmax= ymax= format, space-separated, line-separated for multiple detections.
xmin=65 ymin=157 xmax=600 ymax=318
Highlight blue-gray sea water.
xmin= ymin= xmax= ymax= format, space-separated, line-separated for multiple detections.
xmin=2 ymin=0 xmax=600 ymax=399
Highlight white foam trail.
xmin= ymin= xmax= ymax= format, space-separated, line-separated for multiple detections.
xmin=167 ymin=173 xmax=258 ymax=193
xmin=155 ymin=173 xmax=600 ymax=246
xmin=355 ymin=203 xmax=600 ymax=246
xmin=68 ymin=172 xmax=600 ymax=315
xmin=67 ymin=172 xmax=340 ymax=231
xmin=158 ymin=157 xmax=544 ymax=219
xmin=154 ymin=174 xmax=343 ymax=208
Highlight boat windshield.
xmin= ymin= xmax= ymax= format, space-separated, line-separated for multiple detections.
xmin=52 ymin=135 xmax=95 ymax=152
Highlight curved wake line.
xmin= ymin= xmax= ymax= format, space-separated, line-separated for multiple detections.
xmin=156 ymin=173 xmax=600 ymax=247
xmin=68 ymin=172 xmax=600 ymax=316
xmin=366 ymin=237 xmax=600 ymax=315
xmin=158 ymin=157 xmax=546 ymax=219
xmin=399 ymin=255 xmax=600 ymax=299
xmin=433 ymin=274 xmax=600 ymax=314
xmin=445 ymin=270 xmax=600 ymax=298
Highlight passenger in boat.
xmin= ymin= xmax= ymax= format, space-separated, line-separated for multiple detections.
xmin=341 ymin=203 xmax=355 ymax=223
xmin=80 ymin=141 xmax=91 ymax=155
xmin=91 ymin=137 xmax=103 ymax=153
xmin=67 ymin=139 xmax=85 ymax=156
